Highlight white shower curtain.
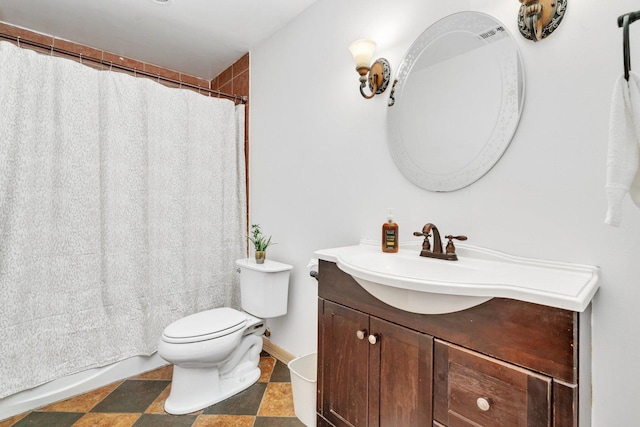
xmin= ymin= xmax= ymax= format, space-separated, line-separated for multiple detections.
xmin=0 ymin=41 xmax=247 ymax=398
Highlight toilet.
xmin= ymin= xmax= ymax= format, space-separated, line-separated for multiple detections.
xmin=157 ymin=258 xmax=292 ymax=415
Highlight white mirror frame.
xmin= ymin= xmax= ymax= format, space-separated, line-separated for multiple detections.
xmin=387 ymin=12 xmax=525 ymax=192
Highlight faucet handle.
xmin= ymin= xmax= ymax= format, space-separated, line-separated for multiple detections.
xmin=413 ymin=231 xmax=431 ymax=251
xmin=444 ymin=235 xmax=468 ymax=254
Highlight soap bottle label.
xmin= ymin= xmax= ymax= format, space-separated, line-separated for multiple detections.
xmin=385 ymin=230 xmax=396 ymax=249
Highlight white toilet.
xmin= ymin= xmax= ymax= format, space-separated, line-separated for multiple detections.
xmin=157 ymin=258 xmax=292 ymax=415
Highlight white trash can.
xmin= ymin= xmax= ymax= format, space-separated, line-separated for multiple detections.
xmin=288 ymin=352 xmax=317 ymax=427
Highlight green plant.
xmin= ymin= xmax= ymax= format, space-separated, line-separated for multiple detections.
xmin=248 ymin=224 xmax=274 ymax=251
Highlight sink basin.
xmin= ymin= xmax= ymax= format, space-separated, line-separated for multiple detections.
xmin=315 ymin=241 xmax=599 ymax=314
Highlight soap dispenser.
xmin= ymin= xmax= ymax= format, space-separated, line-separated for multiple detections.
xmin=382 ymin=209 xmax=399 ymax=253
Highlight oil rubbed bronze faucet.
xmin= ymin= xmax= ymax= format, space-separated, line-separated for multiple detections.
xmin=413 ymin=223 xmax=467 ymax=261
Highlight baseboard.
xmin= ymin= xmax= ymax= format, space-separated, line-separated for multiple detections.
xmin=262 ymin=337 xmax=296 ymax=364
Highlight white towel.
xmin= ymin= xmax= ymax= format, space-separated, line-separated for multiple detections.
xmin=605 ymin=72 xmax=640 ymax=226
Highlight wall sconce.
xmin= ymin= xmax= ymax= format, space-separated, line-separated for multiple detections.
xmin=348 ymin=39 xmax=391 ymax=99
xmin=518 ymin=0 xmax=567 ymax=42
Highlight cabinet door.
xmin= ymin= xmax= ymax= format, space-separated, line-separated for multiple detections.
xmin=321 ymin=301 xmax=371 ymax=427
xmin=369 ymin=316 xmax=433 ymax=427
xmin=434 ymin=340 xmax=551 ymax=427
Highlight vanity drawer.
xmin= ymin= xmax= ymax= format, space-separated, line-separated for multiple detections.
xmin=434 ymin=340 xmax=551 ymax=427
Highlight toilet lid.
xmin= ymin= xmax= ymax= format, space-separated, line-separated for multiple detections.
xmin=162 ymin=307 xmax=247 ymax=344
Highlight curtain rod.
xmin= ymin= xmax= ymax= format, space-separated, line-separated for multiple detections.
xmin=0 ymin=33 xmax=248 ymax=105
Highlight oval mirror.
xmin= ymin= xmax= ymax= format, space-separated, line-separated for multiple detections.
xmin=387 ymin=12 xmax=525 ymax=192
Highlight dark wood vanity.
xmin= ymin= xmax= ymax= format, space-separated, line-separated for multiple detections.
xmin=316 ymin=260 xmax=583 ymax=427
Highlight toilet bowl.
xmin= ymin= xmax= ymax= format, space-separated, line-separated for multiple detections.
xmin=157 ymin=258 xmax=292 ymax=415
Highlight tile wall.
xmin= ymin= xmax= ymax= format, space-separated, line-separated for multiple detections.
xmin=0 ymin=22 xmax=215 ymax=92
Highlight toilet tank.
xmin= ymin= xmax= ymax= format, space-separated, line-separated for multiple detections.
xmin=236 ymin=258 xmax=293 ymax=318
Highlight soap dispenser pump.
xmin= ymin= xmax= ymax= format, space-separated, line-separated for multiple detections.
xmin=382 ymin=209 xmax=399 ymax=253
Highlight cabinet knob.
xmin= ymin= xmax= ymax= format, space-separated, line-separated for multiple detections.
xmin=368 ymin=334 xmax=379 ymax=345
xmin=356 ymin=330 xmax=367 ymax=340
xmin=476 ymin=397 xmax=491 ymax=412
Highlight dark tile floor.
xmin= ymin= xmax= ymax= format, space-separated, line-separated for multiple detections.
xmin=0 ymin=353 xmax=305 ymax=427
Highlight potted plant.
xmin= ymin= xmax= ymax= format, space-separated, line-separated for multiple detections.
xmin=248 ymin=224 xmax=274 ymax=264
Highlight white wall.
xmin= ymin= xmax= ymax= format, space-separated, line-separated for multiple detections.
xmin=250 ymin=0 xmax=640 ymax=424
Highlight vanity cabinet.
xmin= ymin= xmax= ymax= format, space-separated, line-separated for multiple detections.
xmin=317 ymin=260 xmax=582 ymax=427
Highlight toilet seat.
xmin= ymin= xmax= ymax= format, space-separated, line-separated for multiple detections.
xmin=162 ymin=307 xmax=247 ymax=344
